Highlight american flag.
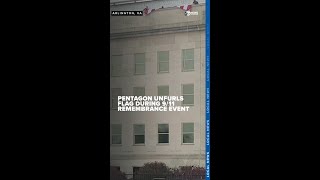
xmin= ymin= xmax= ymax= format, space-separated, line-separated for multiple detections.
xmin=143 ymin=6 xmax=155 ymax=15
xmin=179 ymin=4 xmax=192 ymax=11
xmin=142 ymin=4 xmax=193 ymax=16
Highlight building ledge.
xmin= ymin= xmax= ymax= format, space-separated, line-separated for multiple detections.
xmin=110 ymin=24 xmax=205 ymax=39
xmin=110 ymin=153 xmax=205 ymax=160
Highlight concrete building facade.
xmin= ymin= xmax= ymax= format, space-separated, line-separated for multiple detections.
xmin=110 ymin=0 xmax=206 ymax=174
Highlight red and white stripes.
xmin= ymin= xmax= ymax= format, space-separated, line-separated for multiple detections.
xmin=143 ymin=7 xmax=155 ymax=15
xmin=179 ymin=5 xmax=192 ymax=11
xmin=143 ymin=4 xmax=193 ymax=16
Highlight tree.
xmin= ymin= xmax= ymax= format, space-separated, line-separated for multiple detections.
xmin=133 ymin=162 xmax=206 ymax=180
xmin=172 ymin=166 xmax=206 ymax=180
xmin=173 ymin=166 xmax=206 ymax=175
xmin=134 ymin=161 xmax=172 ymax=180
xmin=136 ymin=161 xmax=172 ymax=175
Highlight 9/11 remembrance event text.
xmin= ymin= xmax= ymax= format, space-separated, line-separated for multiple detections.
xmin=117 ymin=96 xmax=190 ymax=112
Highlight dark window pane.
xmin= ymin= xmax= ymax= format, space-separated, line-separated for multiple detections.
xmin=184 ymin=49 xmax=194 ymax=60
xmin=135 ymin=64 xmax=145 ymax=74
xmin=159 ymin=62 xmax=169 ymax=72
xmin=111 ymin=88 xmax=121 ymax=109
xmin=112 ymin=135 xmax=121 ymax=144
xmin=183 ymin=84 xmax=194 ymax=94
xmin=135 ymin=53 xmax=145 ymax=63
xmin=112 ymin=88 xmax=122 ymax=97
xmin=112 ymin=124 xmax=122 ymax=134
xmin=135 ymin=135 xmax=145 ymax=144
xmin=183 ymin=133 xmax=194 ymax=143
xmin=133 ymin=87 xmax=145 ymax=96
xmin=158 ymin=86 xmax=169 ymax=96
xmin=134 ymin=125 xmax=145 ymax=134
xmin=158 ymin=124 xmax=169 ymax=133
xmin=183 ymin=95 xmax=194 ymax=105
xmin=158 ymin=51 xmax=169 ymax=62
xmin=111 ymin=56 xmax=121 ymax=76
xmin=158 ymin=134 xmax=169 ymax=143
xmin=183 ymin=123 xmax=194 ymax=132
xmin=184 ymin=60 xmax=194 ymax=70
xmin=112 ymin=99 xmax=117 ymax=109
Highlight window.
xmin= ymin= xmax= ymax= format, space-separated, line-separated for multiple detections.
xmin=133 ymin=87 xmax=145 ymax=96
xmin=111 ymin=88 xmax=122 ymax=109
xmin=134 ymin=53 xmax=145 ymax=75
xmin=111 ymin=124 xmax=122 ymax=145
xmin=133 ymin=124 xmax=145 ymax=144
xmin=182 ymin=49 xmax=194 ymax=71
xmin=158 ymin=86 xmax=169 ymax=106
xmin=158 ymin=124 xmax=169 ymax=144
xmin=158 ymin=86 xmax=169 ymax=96
xmin=182 ymin=123 xmax=194 ymax=144
xmin=111 ymin=55 xmax=121 ymax=77
xmin=157 ymin=51 xmax=169 ymax=73
xmin=182 ymin=84 xmax=194 ymax=105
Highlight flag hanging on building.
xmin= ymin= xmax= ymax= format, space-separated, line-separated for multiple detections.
xmin=143 ymin=4 xmax=192 ymax=16
xmin=179 ymin=5 xmax=192 ymax=11
xmin=143 ymin=6 xmax=155 ymax=15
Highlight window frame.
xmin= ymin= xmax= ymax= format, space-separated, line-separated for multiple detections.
xmin=133 ymin=124 xmax=145 ymax=145
xmin=111 ymin=55 xmax=122 ymax=77
xmin=158 ymin=85 xmax=169 ymax=107
xmin=134 ymin=53 xmax=146 ymax=75
xmin=182 ymin=48 xmax=195 ymax=72
xmin=181 ymin=84 xmax=194 ymax=106
xmin=181 ymin=122 xmax=194 ymax=144
xmin=111 ymin=88 xmax=122 ymax=110
xmin=157 ymin=51 xmax=169 ymax=73
xmin=157 ymin=123 xmax=169 ymax=144
xmin=111 ymin=124 xmax=122 ymax=145
xmin=157 ymin=85 xmax=169 ymax=96
xmin=133 ymin=87 xmax=145 ymax=96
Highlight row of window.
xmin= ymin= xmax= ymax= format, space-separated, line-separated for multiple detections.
xmin=111 ymin=84 xmax=194 ymax=109
xmin=111 ymin=49 xmax=195 ymax=76
xmin=111 ymin=123 xmax=195 ymax=145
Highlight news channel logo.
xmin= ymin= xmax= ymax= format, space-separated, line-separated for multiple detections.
xmin=184 ymin=11 xmax=199 ymax=16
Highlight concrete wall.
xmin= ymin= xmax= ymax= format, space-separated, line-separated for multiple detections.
xmin=110 ymin=4 xmax=205 ymax=34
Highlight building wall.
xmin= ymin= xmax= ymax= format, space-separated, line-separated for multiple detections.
xmin=110 ymin=4 xmax=206 ymax=174
xmin=110 ymin=3 xmax=205 ymax=34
